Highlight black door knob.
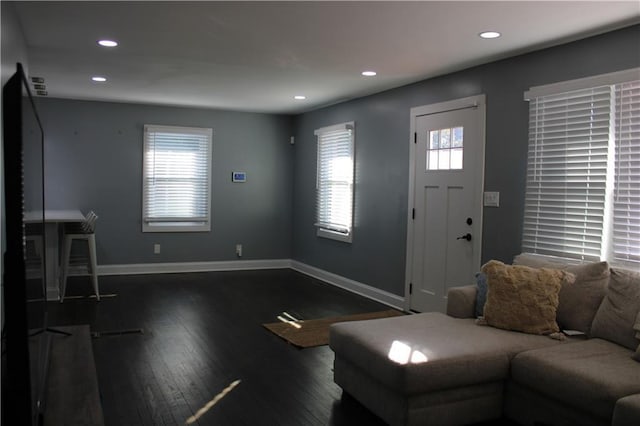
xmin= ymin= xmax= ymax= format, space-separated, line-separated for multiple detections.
xmin=457 ymin=233 xmax=472 ymax=241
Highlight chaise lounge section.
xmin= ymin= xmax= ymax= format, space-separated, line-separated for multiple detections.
xmin=329 ymin=258 xmax=640 ymax=426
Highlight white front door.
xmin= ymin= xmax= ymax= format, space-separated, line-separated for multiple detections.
xmin=406 ymin=95 xmax=486 ymax=313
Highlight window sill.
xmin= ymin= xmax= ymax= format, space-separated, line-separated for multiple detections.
xmin=143 ymin=222 xmax=210 ymax=233
xmin=317 ymin=227 xmax=352 ymax=243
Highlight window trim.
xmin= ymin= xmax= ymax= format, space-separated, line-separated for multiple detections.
xmin=142 ymin=124 xmax=213 ymax=233
xmin=314 ymin=121 xmax=355 ymax=243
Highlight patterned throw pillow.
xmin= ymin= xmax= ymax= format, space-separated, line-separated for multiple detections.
xmin=481 ymin=260 xmax=575 ymax=335
xmin=512 ymin=254 xmax=609 ymax=334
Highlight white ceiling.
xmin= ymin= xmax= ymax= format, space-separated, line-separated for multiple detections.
xmin=13 ymin=1 xmax=640 ymax=114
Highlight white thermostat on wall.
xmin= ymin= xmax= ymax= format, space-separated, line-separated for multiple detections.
xmin=232 ymin=171 xmax=247 ymax=183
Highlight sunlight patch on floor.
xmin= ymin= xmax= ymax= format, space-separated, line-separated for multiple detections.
xmin=185 ymin=379 xmax=241 ymax=424
xmin=277 ymin=311 xmax=302 ymax=329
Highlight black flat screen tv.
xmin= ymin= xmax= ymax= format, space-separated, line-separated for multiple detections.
xmin=2 ymin=62 xmax=50 ymax=425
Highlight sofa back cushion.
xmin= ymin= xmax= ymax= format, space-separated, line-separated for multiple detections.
xmin=560 ymin=262 xmax=610 ymax=334
xmin=632 ymin=312 xmax=640 ymax=362
xmin=481 ymin=260 xmax=574 ymax=335
xmin=591 ymin=268 xmax=640 ymax=351
xmin=513 ymin=254 xmax=609 ymax=334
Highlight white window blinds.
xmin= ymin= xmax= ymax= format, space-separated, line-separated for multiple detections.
xmin=523 ymin=72 xmax=640 ymax=267
xmin=613 ymin=80 xmax=640 ymax=264
xmin=315 ymin=122 xmax=355 ymax=242
xmin=142 ymin=125 xmax=212 ymax=232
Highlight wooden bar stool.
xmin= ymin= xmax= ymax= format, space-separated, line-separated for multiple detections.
xmin=25 ymin=223 xmax=45 ymax=281
xmin=60 ymin=211 xmax=100 ymax=302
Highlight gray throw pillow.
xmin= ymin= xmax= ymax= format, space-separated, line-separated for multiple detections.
xmin=475 ymin=272 xmax=487 ymax=318
xmin=591 ymin=268 xmax=640 ymax=351
xmin=560 ymin=262 xmax=609 ymax=335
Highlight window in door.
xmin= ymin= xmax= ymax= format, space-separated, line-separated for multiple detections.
xmin=427 ymin=126 xmax=463 ymax=170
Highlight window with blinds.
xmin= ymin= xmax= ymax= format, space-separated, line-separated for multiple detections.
xmin=613 ymin=80 xmax=640 ymax=264
xmin=142 ymin=124 xmax=212 ymax=232
xmin=523 ymin=71 xmax=639 ymax=268
xmin=315 ymin=122 xmax=355 ymax=243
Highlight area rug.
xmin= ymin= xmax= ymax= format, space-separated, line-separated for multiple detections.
xmin=263 ymin=310 xmax=404 ymax=348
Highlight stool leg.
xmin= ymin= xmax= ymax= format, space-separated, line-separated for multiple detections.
xmin=88 ymin=234 xmax=100 ymax=301
xmin=60 ymin=237 xmax=73 ymax=303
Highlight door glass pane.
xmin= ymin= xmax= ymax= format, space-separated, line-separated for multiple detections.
xmin=451 ymin=148 xmax=463 ymax=169
xmin=438 ymin=150 xmax=450 ymax=169
xmin=426 ymin=126 xmax=464 ymax=171
xmin=430 ymin=130 xmax=440 ymax=149
xmin=427 ymin=150 xmax=438 ymax=170
xmin=440 ymin=128 xmax=451 ymax=148
xmin=452 ymin=127 xmax=464 ymax=148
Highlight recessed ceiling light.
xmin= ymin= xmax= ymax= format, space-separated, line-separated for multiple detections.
xmin=98 ymin=40 xmax=118 ymax=47
xmin=479 ymin=31 xmax=501 ymax=39
xmin=361 ymin=71 xmax=377 ymax=77
xmin=92 ymin=76 xmax=107 ymax=82
xmin=294 ymin=95 xmax=306 ymax=100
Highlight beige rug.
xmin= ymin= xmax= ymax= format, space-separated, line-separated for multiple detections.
xmin=263 ymin=310 xmax=404 ymax=348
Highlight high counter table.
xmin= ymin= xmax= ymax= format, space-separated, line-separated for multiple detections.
xmin=25 ymin=209 xmax=85 ymax=300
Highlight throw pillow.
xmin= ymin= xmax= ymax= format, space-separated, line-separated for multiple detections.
xmin=481 ymin=260 xmax=574 ymax=335
xmin=559 ymin=262 xmax=609 ymax=335
xmin=475 ymin=272 xmax=487 ymax=318
xmin=591 ymin=268 xmax=640 ymax=351
xmin=513 ymin=253 xmax=609 ymax=334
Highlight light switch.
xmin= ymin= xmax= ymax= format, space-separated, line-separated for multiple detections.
xmin=484 ymin=191 xmax=500 ymax=207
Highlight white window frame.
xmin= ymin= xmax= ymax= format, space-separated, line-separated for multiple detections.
xmin=142 ymin=124 xmax=212 ymax=233
xmin=522 ymin=68 xmax=640 ymax=268
xmin=315 ymin=121 xmax=355 ymax=243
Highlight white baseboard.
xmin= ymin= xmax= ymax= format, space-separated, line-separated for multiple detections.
xmin=96 ymin=259 xmax=292 ymax=275
xmin=88 ymin=258 xmax=405 ymax=310
xmin=290 ymin=260 xmax=405 ymax=310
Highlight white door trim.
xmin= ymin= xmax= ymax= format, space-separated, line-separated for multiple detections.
xmin=404 ymin=94 xmax=486 ymax=312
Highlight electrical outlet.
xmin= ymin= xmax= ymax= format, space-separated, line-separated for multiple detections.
xmin=236 ymin=244 xmax=243 ymax=257
xmin=154 ymin=244 xmax=161 ymax=254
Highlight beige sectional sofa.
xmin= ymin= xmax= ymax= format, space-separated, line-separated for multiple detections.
xmin=329 ymin=257 xmax=640 ymax=426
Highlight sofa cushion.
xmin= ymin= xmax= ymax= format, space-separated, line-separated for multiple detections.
xmin=591 ymin=268 xmax=640 ymax=350
xmin=511 ymin=338 xmax=640 ymax=420
xmin=329 ymin=312 xmax=563 ymax=395
xmin=481 ymin=260 xmax=573 ymax=335
xmin=513 ymin=254 xmax=609 ymax=334
xmin=633 ymin=312 xmax=640 ymax=362
xmin=446 ymin=285 xmax=477 ymax=319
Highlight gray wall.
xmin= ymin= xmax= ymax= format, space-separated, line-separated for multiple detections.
xmin=37 ymin=99 xmax=293 ymax=265
xmin=291 ymin=24 xmax=640 ymax=297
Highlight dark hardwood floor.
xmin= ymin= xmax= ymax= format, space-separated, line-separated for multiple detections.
xmin=47 ymin=269 xmax=519 ymax=426
xmin=47 ymin=269 xmax=393 ymax=426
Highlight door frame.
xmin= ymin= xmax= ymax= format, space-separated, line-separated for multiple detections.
xmin=404 ymin=94 xmax=487 ymax=312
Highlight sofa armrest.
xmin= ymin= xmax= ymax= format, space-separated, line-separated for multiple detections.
xmin=446 ymin=285 xmax=477 ymax=319
xmin=613 ymin=394 xmax=640 ymax=426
